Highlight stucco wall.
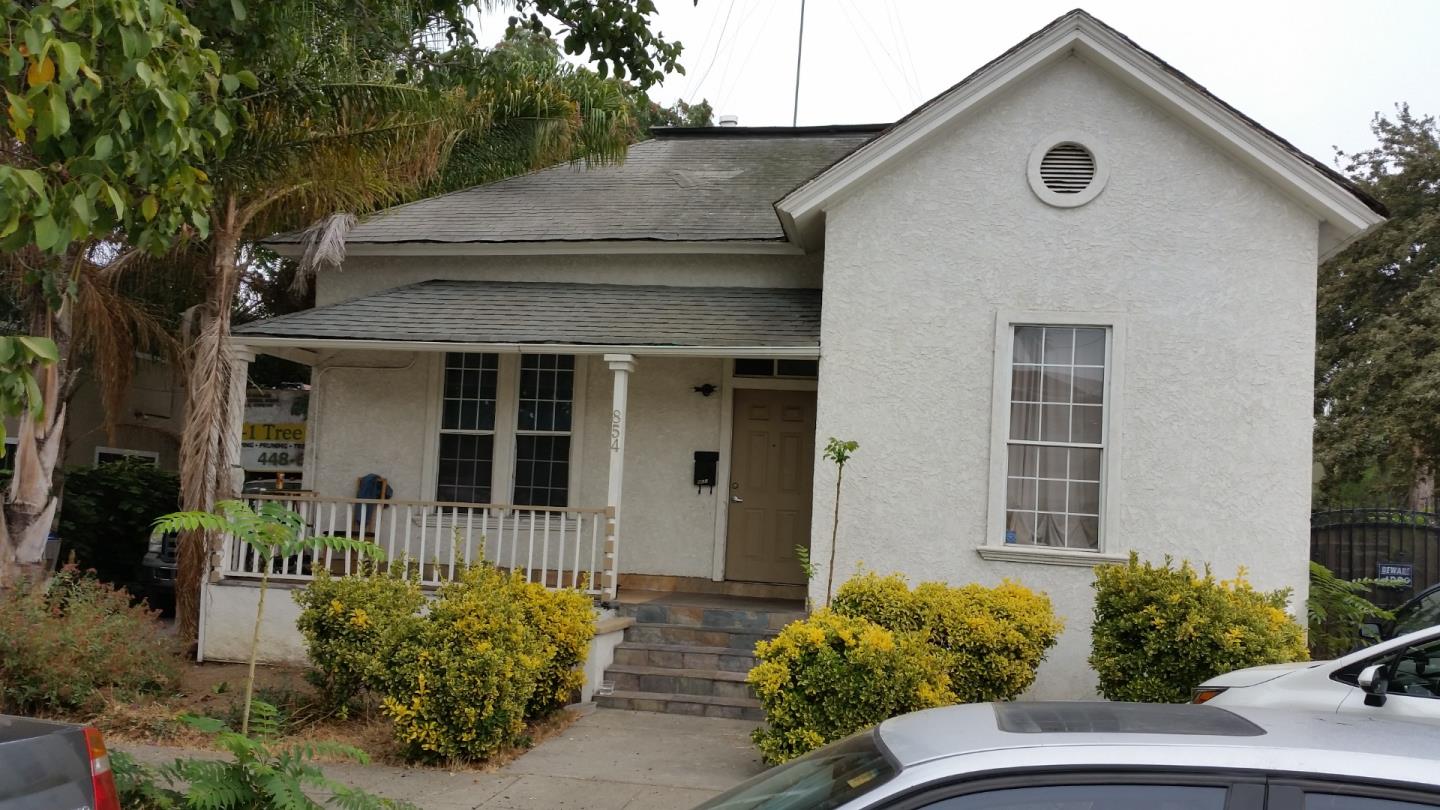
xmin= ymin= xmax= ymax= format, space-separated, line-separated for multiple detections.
xmin=303 ymin=350 xmax=725 ymax=578
xmin=316 ymin=252 xmax=821 ymax=307
xmin=809 ymin=55 xmax=1320 ymax=698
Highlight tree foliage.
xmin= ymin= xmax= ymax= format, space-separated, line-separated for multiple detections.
xmin=1316 ymin=106 xmax=1440 ymax=499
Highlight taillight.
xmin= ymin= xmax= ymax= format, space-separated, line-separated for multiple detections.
xmin=147 ymin=531 xmax=164 ymax=554
xmin=83 ymin=726 xmax=120 ymax=810
xmin=1192 ymin=688 xmax=1227 ymax=704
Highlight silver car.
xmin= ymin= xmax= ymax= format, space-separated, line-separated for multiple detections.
xmin=695 ymin=701 xmax=1440 ymax=809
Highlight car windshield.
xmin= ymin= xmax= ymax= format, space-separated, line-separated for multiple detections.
xmin=1391 ymin=590 xmax=1440 ymax=637
xmin=693 ymin=731 xmax=898 ymax=810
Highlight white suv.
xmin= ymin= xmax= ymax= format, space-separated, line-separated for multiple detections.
xmin=1195 ymin=624 xmax=1440 ymax=723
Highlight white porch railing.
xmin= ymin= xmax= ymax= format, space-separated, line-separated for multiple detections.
xmin=219 ymin=494 xmax=616 ymax=599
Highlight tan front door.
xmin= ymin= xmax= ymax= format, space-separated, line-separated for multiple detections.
xmin=725 ymin=388 xmax=816 ymax=584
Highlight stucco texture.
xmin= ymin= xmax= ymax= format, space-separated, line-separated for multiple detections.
xmin=809 ymin=55 xmax=1320 ymax=698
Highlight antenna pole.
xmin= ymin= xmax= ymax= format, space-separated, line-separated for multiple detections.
xmin=792 ymin=0 xmax=806 ymax=126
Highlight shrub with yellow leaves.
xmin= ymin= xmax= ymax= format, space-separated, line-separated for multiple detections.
xmin=748 ymin=610 xmax=952 ymax=764
xmin=293 ymin=567 xmax=424 ymax=717
xmin=1089 ymin=553 xmax=1307 ymax=703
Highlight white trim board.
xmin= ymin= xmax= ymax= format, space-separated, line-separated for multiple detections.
xmin=774 ymin=10 xmax=1384 ymax=261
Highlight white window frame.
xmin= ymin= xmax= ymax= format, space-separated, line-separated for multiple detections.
xmin=422 ymin=352 xmax=586 ymax=508
xmin=434 ymin=352 xmax=502 ymax=505
xmin=93 ymin=446 xmax=160 ymax=466
xmin=981 ymin=311 xmax=1128 ymax=567
xmin=512 ymin=354 xmax=580 ymax=508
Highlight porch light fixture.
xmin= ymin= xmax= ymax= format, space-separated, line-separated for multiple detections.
xmin=693 ymin=383 xmax=718 ymax=397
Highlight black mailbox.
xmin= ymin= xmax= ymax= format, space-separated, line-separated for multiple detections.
xmin=694 ymin=451 xmax=720 ymax=491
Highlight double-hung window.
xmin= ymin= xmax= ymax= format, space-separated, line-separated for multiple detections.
xmin=513 ymin=354 xmax=574 ymax=507
xmin=437 ymin=352 xmax=499 ymax=503
xmin=1004 ymin=325 xmax=1107 ymax=550
xmin=435 ymin=352 xmax=575 ymax=507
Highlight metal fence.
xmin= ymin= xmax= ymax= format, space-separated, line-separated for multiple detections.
xmin=1311 ymin=504 xmax=1440 ymax=608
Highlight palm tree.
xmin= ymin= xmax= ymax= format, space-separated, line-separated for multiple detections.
xmin=167 ymin=31 xmax=641 ymax=640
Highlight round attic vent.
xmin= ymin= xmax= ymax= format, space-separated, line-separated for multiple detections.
xmin=1039 ymin=143 xmax=1095 ymax=193
xmin=1028 ymin=133 xmax=1109 ymax=208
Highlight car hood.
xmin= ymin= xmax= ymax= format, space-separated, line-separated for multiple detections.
xmin=1202 ymin=661 xmax=1324 ymax=688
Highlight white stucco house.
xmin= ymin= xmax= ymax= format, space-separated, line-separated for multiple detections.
xmin=203 ymin=10 xmax=1385 ymax=703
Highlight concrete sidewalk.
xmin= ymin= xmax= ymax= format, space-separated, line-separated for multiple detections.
xmin=121 ymin=708 xmax=765 ymax=809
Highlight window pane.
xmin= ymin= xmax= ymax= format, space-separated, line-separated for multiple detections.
xmin=1042 ymin=327 xmax=1074 ymax=364
xmin=1006 ymin=478 xmax=1036 ymax=510
xmin=1068 ymin=482 xmax=1100 ymax=515
xmin=734 ymin=358 xmax=775 ymax=376
xmin=442 ymin=353 xmax=497 ymax=431
xmin=1071 ymin=405 xmax=1103 ymax=444
xmin=1074 ymin=328 xmax=1106 ymax=365
xmin=1072 ymin=365 xmax=1104 ymax=404
xmin=1011 ymin=366 xmax=1042 ymax=402
xmin=1038 ymin=447 xmax=1068 ymax=479
xmin=1070 ymin=448 xmax=1101 ymax=481
xmin=1013 ymin=327 xmax=1043 ymax=364
xmin=1040 ymin=404 xmax=1070 ymax=442
xmin=776 ymin=359 xmax=819 ymax=377
xmin=1037 ymin=480 xmax=1067 ymax=512
xmin=1034 ymin=513 xmax=1065 ymax=546
xmin=923 ymin=784 xmax=1227 ymax=810
xmin=518 ymin=354 xmax=575 ymax=434
xmin=1067 ymin=516 xmax=1099 ymax=550
xmin=1006 ymin=511 xmax=1034 ymax=545
xmin=1009 ymin=403 xmax=1040 ymax=441
xmin=1306 ymin=795 xmax=1440 ymax=810
xmin=1040 ymin=367 xmax=1072 ymax=403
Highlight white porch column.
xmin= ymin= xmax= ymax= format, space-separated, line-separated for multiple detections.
xmin=603 ymin=353 xmax=636 ymax=600
xmin=224 ymin=344 xmax=256 ymax=500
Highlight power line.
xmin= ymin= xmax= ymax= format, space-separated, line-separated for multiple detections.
xmin=793 ymin=0 xmax=806 ymax=126
xmin=681 ymin=0 xmax=727 ymax=99
xmin=685 ymin=0 xmax=738 ymax=102
xmin=715 ymin=0 xmax=780 ymax=112
xmin=885 ymin=1 xmax=923 ymax=103
xmin=836 ymin=0 xmax=906 ymax=114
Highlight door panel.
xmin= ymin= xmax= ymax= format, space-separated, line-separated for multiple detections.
xmin=726 ymin=388 xmax=816 ymax=584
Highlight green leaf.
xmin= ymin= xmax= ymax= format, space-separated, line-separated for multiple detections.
xmin=213 ymin=108 xmax=230 ymax=136
xmin=235 ymin=69 xmax=258 ymax=90
xmin=56 ymin=42 xmax=83 ymax=80
xmin=33 ymin=214 xmax=59 ymax=250
xmin=141 ymin=194 xmax=158 ymax=221
xmin=46 ymin=90 xmax=70 ymax=138
xmin=14 ymin=169 xmax=44 ymax=196
xmin=93 ymin=133 xmax=112 ymax=160
xmin=221 ymin=73 xmax=240 ymax=94
xmin=17 ymin=336 xmax=59 ymax=363
xmin=230 ymin=0 xmax=247 ymax=21
xmin=102 ymin=183 xmax=124 ymax=217
xmin=70 ymin=193 xmax=93 ymax=226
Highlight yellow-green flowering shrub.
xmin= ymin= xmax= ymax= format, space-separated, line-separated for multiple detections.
xmin=748 ymin=611 xmax=952 ymax=764
xmin=376 ymin=565 xmax=595 ymax=763
xmin=833 ymin=571 xmax=1064 ymax=702
xmin=513 ymin=578 xmax=596 ymax=718
xmin=293 ymin=568 xmax=424 ymax=717
xmin=1090 ymin=554 xmax=1308 ymax=703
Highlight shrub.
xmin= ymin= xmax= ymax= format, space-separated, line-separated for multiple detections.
xmin=377 ymin=565 xmax=591 ymax=763
xmin=57 ymin=458 xmax=180 ymax=590
xmin=293 ymin=568 xmax=424 ymax=716
xmin=513 ymin=578 xmax=596 ymax=718
xmin=748 ymin=611 xmax=952 ymax=764
xmin=0 ymin=566 xmax=179 ymax=716
xmin=1090 ymin=554 xmax=1308 ymax=703
xmin=1307 ymin=561 xmax=1394 ymax=659
xmin=833 ymin=571 xmax=1064 ymax=702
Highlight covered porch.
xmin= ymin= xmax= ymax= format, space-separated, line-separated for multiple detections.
xmin=219 ymin=280 xmax=823 ymax=604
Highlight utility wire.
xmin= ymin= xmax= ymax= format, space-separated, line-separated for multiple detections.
xmin=685 ymin=0 xmax=739 ymax=103
xmin=681 ymin=0 xmax=727 ymax=99
xmin=715 ymin=0 xmax=780 ymax=112
xmin=836 ymin=0 xmax=906 ymax=114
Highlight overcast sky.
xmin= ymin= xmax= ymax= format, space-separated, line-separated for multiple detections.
xmin=483 ymin=0 xmax=1438 ymax=164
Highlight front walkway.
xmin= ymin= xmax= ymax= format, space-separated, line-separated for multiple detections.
xmin=121 ymin=709 xmax=764 ymax=809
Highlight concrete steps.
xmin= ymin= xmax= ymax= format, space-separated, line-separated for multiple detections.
xmin=595 ymin=593 xmax=804 ymax=722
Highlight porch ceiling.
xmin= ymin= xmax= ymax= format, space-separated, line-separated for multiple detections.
xmin=233 ymin=280 xmax=821 ymax=354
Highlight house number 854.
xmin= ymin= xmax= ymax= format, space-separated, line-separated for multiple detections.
xmin=611 ymin=409 xmax=623 ymax=450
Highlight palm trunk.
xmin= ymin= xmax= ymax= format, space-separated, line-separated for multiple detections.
xmin=175 ymin=198 xmax=244 ymax=642
xmin=0 ymin=306 xmax=71 ymax=588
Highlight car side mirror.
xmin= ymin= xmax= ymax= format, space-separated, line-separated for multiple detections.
xmin=1357 ymin=663 xmax=1389 ymax=707
xmin=1359 ymin=622 xmax=1383 ymax=644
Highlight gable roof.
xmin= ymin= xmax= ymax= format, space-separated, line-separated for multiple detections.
xmin=775 ymin=9 xmax=1386 ymax=261
xmin=266 ymin=126 xmax=881 ymax=254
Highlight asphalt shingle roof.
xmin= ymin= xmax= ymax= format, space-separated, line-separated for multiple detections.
xmin=233 ymin=281 xmax=821 ymax=347
xmin=268 ymin=126 xmax=882 ymax=245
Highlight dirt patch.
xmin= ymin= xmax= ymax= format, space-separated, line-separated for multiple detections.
xmin=92 ymin=659 xmax=577 ymax=770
